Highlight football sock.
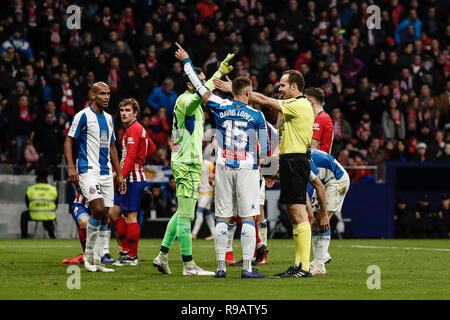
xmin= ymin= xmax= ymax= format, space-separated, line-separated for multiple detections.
xmin=293 ymin=222 xmax=311 ymax=271
xmin=226 ymin=222 xmax=237 ymax=252
xmin=205 ymin=211 xmax=216 ymax=236
xmin=177 ymin=217 xmax=194 ymax=265
xmin=78 ymin=227 xmax=86 ymax=251
xmin=318 ymin=229 xmax=331 ymax=264
xmin=215 ymin=220 xmax=229 ymax=271
xmin=258 ymin=220 xmax=268 ymax=246
xmin=94 ymin=224 xmax=108 ymax=260
xmin=85 ymin=217 xmax=101 ymax=255
xmin=126 ymin=222 xmax=140 ymax=258
xmin=113 ymin=216 xmax=129 ymax=253
xmin=160 ymin=212 xmax=178 ymax=255
xmin=192 ymin=208 xmax=204 ymax=236
xmin=102 ymin=228 xmax=111 ymax=255
xmin=311 ymin=230 xmax=319 ymax=262
xmin=176 ymin=196 xmax=197 ymax=265
xmin=255 ymin=219 xmax=261 ymax=245
xmin=241 ymin=220 xmax=256 ymax=272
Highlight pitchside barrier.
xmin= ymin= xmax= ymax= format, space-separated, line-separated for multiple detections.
xmin=0 ymin=162 xmax=448 ymax=239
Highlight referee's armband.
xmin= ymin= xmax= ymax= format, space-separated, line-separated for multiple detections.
xmin=202 ymin=90 xmax=213 ymax=103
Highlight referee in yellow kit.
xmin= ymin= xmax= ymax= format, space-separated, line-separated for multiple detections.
xmin=248 ymin=70 xmax=314 ymax=277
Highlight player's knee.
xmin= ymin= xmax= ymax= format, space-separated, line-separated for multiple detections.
xmin=126 ymin=211 xmax=138 ymax=223
xmin=79 ymin=215 xmax=89 ymax=228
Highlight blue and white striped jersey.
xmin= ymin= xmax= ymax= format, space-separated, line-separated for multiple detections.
xmin=309 ymin=149 xmax=347 ymax=184
xmin=182 ymin=58 xmax=270 ymax=170
xmin=68 ymin=106 xmax=116 ymax=176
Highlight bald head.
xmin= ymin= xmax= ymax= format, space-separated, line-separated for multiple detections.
xmin=91 ymin=82 xmax=109 ymax=93
xmin=89 ymin=82 xmax=110 ymax=110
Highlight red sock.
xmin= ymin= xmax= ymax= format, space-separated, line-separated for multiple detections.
xmin=255 ymin=220 xmax=261 ymax=245
xmin=78 ymin=227 xmax=86 ymax=252
xmin=114 ymin=217 xmax=129 ymax=253
xmin=235 ymin=216 xmax=242 ymax=225
xmin=126 ymin=222 xmax=140 ymax=258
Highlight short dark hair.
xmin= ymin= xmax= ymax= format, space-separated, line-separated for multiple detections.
xmin=282 ymin=70 xmax=305 ymax=92
xmin=304 ymin=87 xmax=325 ymax=104
xmin=232 ymin=76 xmax=252 ymax=96
xmin=184 ymin=67 xmax=203 ymax=84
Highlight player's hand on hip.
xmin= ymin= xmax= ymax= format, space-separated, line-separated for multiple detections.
xmin=219 ymin=53 xmax=235 ymax=75
xmin=174 ymin=42 xmax=189 ymax=61
xmin=213 ymin=76 xmax=232 ymax=93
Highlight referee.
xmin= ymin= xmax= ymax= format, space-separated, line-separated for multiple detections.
xmin=249 ymin=70 xmax=314 ymax=277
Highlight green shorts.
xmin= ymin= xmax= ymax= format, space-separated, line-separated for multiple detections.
xmin=171 ymin=162 xmax=202 ymax=200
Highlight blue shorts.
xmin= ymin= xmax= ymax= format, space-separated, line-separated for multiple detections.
xmin=116 ymin=181 xmax=147 ymax=212
xmin=71 ymin=203 xmax=91 ymax=227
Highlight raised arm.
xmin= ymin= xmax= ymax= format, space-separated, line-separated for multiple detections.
xmin=175 ymin=42 xmax=225 ymax=106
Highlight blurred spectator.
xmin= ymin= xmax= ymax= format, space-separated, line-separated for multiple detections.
xmin=23 ymin=132 xmax=39 ymax=173
xmin=150 ymin=146 xmax=170 ymax=166
xmin=0 ymin=27 xmax=33 ymax=60
xmin=160 ymin=175 xmax=177 ymax=217
xmin=366 ymin=138 xmax=385 ymax=181
xmin=348 ymin=152 xmax=371 ymax=183
xmin=250 ymin=31 xmax=271 ymax=75
xmin=147 ymin=107 xmax=170 ymax=147
xmin=147 ymin=78 xmax=178 ymax=117
xmin=8 ymin=94 xmax=35 ymax=166
xmin=412 ymin=194 xmax=431 ymax=238
xmin=435 ymin=193 xmax=450 ymax=238
xmin=149 ymin=183 xmax=167 ymax=218
xmin=394 ymin=198 xmax=414 ymax=238
xmin=34 ymin=111 xmax=63 ymax=179
xmin=331 ymin=107 xmax=352 ymax=158
xmin=382 ymin=97 xmax=406 ymax=140
xmin=437 ymin=142 xmax=450 ymax=161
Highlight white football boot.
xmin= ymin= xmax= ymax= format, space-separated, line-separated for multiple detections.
xmin=153 ymin=254 xmax=172 ymax=274
xmin=183 ymin=263 xmax=215 ymax=276
xmin=83 ymin=252 xmax=97 ymax=272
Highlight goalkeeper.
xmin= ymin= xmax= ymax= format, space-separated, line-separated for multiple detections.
xmin=153 ymin=53 xmax=235 ymax=276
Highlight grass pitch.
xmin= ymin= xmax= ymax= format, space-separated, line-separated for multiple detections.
xmin=0 ymin=238 xmax=449 ymax=300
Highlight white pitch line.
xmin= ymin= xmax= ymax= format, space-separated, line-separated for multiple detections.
xmin=349 ymin=245 xmax=450 ymax=252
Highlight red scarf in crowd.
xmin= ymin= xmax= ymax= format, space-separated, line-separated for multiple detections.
xmin=108 ymin=67 xmax=120 ymax=92
xmin=60 ymin=83 xmax=74 ymax=116
xmin=18 ymin=103 xmax=31 ymax=122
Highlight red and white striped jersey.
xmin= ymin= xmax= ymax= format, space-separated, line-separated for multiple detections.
xmin=121 ymin=120 xmax=156 ymax=182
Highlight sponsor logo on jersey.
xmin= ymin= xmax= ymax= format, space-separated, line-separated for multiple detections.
xmin=313 ymin=123 xmax=320 ymax=130
xmin=89 ymin=186 xmax=96 ymax=194
xmin=100 ymin=130 xmax=108 ymax=148
xmin=222 ymin=148 xmax=246 ymax=160
xmin=127 ymin=136 xmax=134 ymax=144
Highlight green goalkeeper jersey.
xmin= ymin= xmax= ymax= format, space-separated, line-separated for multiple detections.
xmin=171 ymin=79 xmax=215 ymax=165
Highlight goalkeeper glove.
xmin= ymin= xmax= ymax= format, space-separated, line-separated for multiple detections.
xmin=214 ymin=53 xmax=235 ymax=78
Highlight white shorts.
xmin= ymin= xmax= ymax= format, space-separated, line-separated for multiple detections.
xmin=259 ymin=177 xmax=266 ymax=206
xmin=311 ymin=172 xmax=350 ymax=213
xmin=79 ymin=172 xmax=114 ymax=208
xmin=214 ymin=165 xmax=260 ymax=218
xmin=197 ymin=193 xmax=213 ymax=210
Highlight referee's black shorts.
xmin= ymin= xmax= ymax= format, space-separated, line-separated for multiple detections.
xmin=279 ymin=153 xmax=310 ymax=205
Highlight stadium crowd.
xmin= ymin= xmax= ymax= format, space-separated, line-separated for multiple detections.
xmin=0 ymin=0 xmax=449 ymax=182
